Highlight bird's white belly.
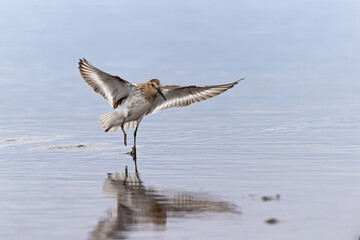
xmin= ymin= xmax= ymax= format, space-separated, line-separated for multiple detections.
xmin=116 ymin=93 xmax=150 ymax=121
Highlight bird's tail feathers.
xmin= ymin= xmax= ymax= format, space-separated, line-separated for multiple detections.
xmin=99 ymin=112 xmax=123 ymax=132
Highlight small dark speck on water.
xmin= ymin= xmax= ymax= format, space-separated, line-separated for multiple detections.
xmin=262 ymin=194 xmax=280 ymax=201
xmin=265 ymin=218 xmax=280 ymax=225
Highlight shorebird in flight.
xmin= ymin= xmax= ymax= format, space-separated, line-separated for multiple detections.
xmin=79 ymin=58 xmax=243 ymax=153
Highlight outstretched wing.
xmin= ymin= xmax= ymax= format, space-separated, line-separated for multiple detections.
xmin=78 ymin=58 xmax=134 ymax=109
xmin=146 ymin=78 xmax=244 ymax=115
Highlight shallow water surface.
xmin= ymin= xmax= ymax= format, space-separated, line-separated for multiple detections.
xmin=1 ymin=0 xmax=360 ymax=239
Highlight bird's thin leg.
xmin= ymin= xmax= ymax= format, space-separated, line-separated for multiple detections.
xmin=121 ymin=118 xmax=127 ymax=146
xmin=133 ymin=123 xmax=139 ymax=151
xmin=131 ymin=120 xmax=141 ymax=154
xmin=130 ymin=125 xmax=139 ymax=159
xmin=132 ymin=121 xmax=141 ymax=181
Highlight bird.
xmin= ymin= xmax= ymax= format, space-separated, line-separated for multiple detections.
xmin=78 ymin=58 xmax=244 ymax=153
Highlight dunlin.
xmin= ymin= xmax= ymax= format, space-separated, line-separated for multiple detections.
xmin=79 ymin=58 xmax=243 ymax=152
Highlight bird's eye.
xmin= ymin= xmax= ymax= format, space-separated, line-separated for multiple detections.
xmin=151 ymin=84 xmax=155 ymax=87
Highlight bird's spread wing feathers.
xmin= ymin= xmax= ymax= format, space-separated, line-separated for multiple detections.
xmin=146 ymin=78 xmax=244 ymax=115
xmin=78 ymin=58 xmax=134 ymax=109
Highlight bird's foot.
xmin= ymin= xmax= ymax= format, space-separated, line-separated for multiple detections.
xmin=124 ymin=146 xmax=136 ymax=159
xmin=130 ymin=146 xmax=136 ymax=159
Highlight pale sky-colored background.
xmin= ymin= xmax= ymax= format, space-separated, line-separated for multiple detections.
xmin=1 ymin=1 xmax=360 ymax=239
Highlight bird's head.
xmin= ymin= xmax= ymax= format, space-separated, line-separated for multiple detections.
xmin=148 ymin=79 xmax=166 ymax=101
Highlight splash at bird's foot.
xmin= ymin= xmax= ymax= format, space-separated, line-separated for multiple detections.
xmin=130 ymin=146 xmax=136 ymax=159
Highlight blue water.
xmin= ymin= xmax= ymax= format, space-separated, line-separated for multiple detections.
xmin=1 ymin=0 xmax=360 ymax=239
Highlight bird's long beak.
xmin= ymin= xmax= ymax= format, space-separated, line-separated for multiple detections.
xmin=157 ymin=88 xmax=167 ymax=101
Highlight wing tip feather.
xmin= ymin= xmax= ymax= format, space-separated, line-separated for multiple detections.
xmin=235 ymin=77 xmax=245 ymax=84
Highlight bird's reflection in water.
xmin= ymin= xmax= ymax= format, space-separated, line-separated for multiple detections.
xmin=89 ymin=163 xmax=240 ymax=239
